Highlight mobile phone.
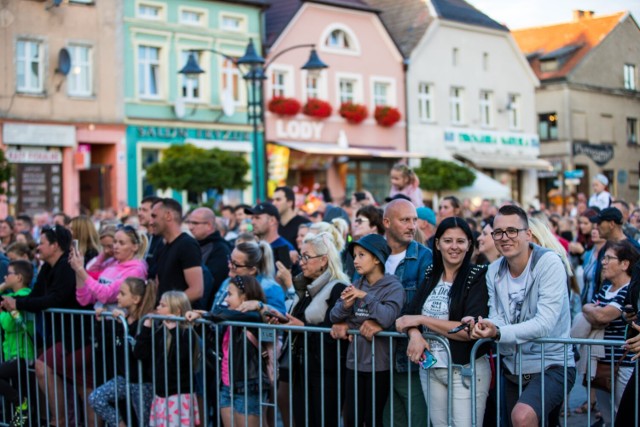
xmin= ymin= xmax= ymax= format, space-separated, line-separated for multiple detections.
xmin=419 ymin=349 xmax=437 ymax=370
xmin=354 ymin=192 xmax=366 ymax=202
xmin=72 ymin=239 xmax=79 ymax=253
xmin=263 ymin=310 xmax=289 ymax=323
xmin=623 ymin=305 xmax=636 ymax=314
xmin=274 ymin=246 xmax=293 ymax=270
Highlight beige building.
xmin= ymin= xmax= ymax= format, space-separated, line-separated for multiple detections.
xmin=0 ymin=0 xmax=126 ymax=216
xmin=513 ymin=11 xmax=640 ymax=207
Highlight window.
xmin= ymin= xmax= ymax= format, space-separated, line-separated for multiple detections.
xmin=327 ymin=29 xmax=351 ymax=49
xmin=482 ymin=52 xmax=489 ymax=71
xmin=373 ymin=82 xmax=390 ymax=106
xmin=180 ymin=51 xmax=200 ymax=101
xmin=450 ymin=87 xmax=464 ymax=124
xmin=627 ymin=118 xmax=637 ymax=145
xmin=540 ymin=59 xmax=559 ymax=73
xmin=67 ymin=44 xmax=92 ymax=97
xmin=16 ymin=39 xmax=43 ymax=93
xmin=221 ymin=58 xmax=241 ymax=104
xmin=538 ymin=113 xmax=558 ymax=140
xmin=507 ymin=94 xmax=520 ymax=130
xmin=137 ymin=3 xmax=162 ymax=19
xmin=272 ymin=70 xmax=287 ymax=97
xmin=221 ymin=14 xmax=244 ymax=31
xmin=141 ymin=148 xmax=161 ymax=197
xmin=180 ymin=10 xmax=204 ymax=25
xmin=306 ymin=74 xmax=320 ymax=99
xmin=479 ymin=90 xmax=492 ymax=127
xmin=418 ymin=83 xmax=434 ymax=122
xmin=452 ymin=48 xmax=459 ymax=66
xmin=138 ymin=45 xmax=160 ymax=98
xmin=339 ymin=79 xmax=356 ymax=103
xmin=624 ymin=64 xmax=636 ymax=90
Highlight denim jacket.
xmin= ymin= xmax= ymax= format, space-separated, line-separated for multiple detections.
xmin=393 ymin=240 xmax=433 ymax=372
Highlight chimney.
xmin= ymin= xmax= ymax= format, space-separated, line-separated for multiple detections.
xmin=573 ymin=10 xmax=595 ymax=21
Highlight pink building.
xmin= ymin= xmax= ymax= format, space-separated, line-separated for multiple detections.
xmin=264 ymin=0 xmax=410 ymax=203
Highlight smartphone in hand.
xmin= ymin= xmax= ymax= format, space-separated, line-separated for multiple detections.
xmin=72 ymin=239 xmax=79 ymax=254
xmin=263 ymin=310 xmax=289 ymax=323
xmin=419 ymin=349 xmax=437 ymax=369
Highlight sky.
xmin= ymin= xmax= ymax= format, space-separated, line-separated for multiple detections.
xmin=465 ymin=0 xmax=640 ymax=29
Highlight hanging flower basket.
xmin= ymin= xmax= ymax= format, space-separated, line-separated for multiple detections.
xmin=268 ymin=97 xmax=301 ymax=116
xmin=303 ymin=98 xmax=333 ymax=118
xmin=339 ymin=102 xmax=368 ymax=124
xmin=374 ymin=106 xmax=402 ymax=127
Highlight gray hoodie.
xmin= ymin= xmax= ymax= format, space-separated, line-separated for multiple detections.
xmin=330 ymin=274 xmax=405 ymax=372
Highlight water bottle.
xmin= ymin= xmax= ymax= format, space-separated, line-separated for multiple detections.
xmin=10 ymin=310 xmax=26 ymax=331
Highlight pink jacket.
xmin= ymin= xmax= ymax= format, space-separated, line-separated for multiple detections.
xmin=76 ymin=258 xmax=148 ymax=306
xmin=388 ymin=185 xmax=424 ymax=207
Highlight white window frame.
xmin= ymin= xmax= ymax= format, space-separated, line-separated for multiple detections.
xmin=479 ymin=90 xmax=493 ymax=128
xmin=418 ymin=82 xmax=434 ymax=123
xmin=508 ymin=93 xmax=520 ymax=130
xmin=319 ymin=24 xmax=361 ymax=56
xmin=300 ymin=69 xmax=327 ymax=102
xmin=179 ymin=7 xmax=207 ymax=26
xmin=16 ymin=39 xmax=44 ymax=94
xmin=268 ymin=64 xmax=294 ymax=98
xmin=219 ymin=54 xmax=245 ymax=106
xmin=220 ymin=12 xmax=247 ymax=32
xmin=137 ymin=44 xmax=163 ymax=100
xmin=450 ymin=87 xmax=464 ymax=125
xmin=335 ymin=72 xmax=363 ymax=105
xmin=67 ymin=43 xmax=93 ymax=97
xmin=178 ymin=50 xmax=206 ymax=103
xmin=624 ymin=63 xmax=636 ymax=90
xmin=136 ymin=1 xmax=165 ymax=21
xmin=369 ymin=77 xmax=396 ymax=109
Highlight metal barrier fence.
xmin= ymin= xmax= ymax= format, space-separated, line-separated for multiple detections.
xmin=0 ymin=309 xmax=636 ymax=427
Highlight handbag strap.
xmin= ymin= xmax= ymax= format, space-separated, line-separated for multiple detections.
xmin=614 ymin=349 xmax=630 ymax=370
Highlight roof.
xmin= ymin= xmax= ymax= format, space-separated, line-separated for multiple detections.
xmin=512 ymin=11 xmax=626 ymax=81
xmin=264 ymin=0 xmax=377 ymax=47
xmin=363 ymin=0 xmax=507 ymax=58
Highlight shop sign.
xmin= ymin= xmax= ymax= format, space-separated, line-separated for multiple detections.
xmin=444 ymin=128 xmax=540 ymax=153
xmin=15 ymin=164 xmax=63 ymax=216
xmin=3 ymin=123 xmax=75 ymax=147
xmin=563 ymin=170 xmax=584 ymax=179
xmin=6 ymin=148 xmax=62 ymax=164
xmin=135 ymin=126 xmax=250 ymax=142
xmin=275 ymin=119 xmax=324 ymax=141
xmin=572 ymin=142 xmax=614 ymax=166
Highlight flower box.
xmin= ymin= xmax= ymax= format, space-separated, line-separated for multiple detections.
xmin=374 ymin=106 xmax=401 ymax=127
xmin=268 ymin=97 xmax=301 ymax=116
xmin=303 ymin=98 xmax=333 ymax=118
xmin=339 ymin=102 xmax=368 ymax=124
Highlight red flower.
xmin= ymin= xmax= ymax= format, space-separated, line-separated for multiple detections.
xmin=374 ymin=106 xmax=401 ymax=127
xmin=339 ymin=102 xmax=368 ymax=124
xmin=303 ymin=98 xmax=332 ymax=118
xmin=268 ymin=97 xmax=301 ymax=116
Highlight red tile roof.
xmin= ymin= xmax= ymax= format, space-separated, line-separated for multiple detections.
xmin=512 ymin=12 xmax=626 ymax=81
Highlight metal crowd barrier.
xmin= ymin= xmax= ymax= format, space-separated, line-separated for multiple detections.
xmin=0 ymin=309 xmax=637 ymax=427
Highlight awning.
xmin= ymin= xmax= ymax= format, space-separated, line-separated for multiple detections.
xmin=454 ymin=152 xmax=553 ymax=171
xmin=274 ymin=140 xmax=426 ymax=158
xmin=452 ymin=168 xmax=511 ymax=200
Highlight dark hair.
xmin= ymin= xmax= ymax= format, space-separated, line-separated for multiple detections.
xmin=6 ymin=242 xmax=34 ymax=261
xmin=231 ymin=275 xmax=265 ymax=303
xmin=16 ymin=215 xmax=33 ymax=228
xmin=220 ymin=205 xmax=234 ymax=213
xmin=234 ymin=204 xmax=252 ymax=213
xmin=465 ymin=217 xmax=477 ymax=231
xmin=124 ymin=277 xmax=157 ymax=320
xmin=41 ymin=225 xmax=72 ymax=252
xmin=275 ymin=186 xmax=295 ymax=203
xmin=355 ymin=205 xmax=385 ymax=234
xmin=52 ymin=212 xmax=71 ymax=226
xmin=608 ymin=241 xmax=640 ymax=276
xmin=482 ymin=216 xmax=494 ymax=229
xmin=497 ymin=205 xmax=529 ymax=229
xmin=442 ymin=196 xmax=461 ymax=210
xmin=141 ymin=196 xmax=161 ymax=206
xmin=153 ymin=198 xmax=183 ymax=220
xmin=9 ymin=260 xmax=33 ymax=286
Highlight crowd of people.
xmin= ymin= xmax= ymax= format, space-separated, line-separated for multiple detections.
xmin=0 ymin=163 xmax=638 ymax=427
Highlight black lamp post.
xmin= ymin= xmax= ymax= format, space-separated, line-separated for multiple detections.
xmin=179 ymin=39 xmax=328 ymax=202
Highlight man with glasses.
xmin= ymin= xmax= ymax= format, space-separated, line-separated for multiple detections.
xmin=469 ymin=205 xmax=575 ymax=427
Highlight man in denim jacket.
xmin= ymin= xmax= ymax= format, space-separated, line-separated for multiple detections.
xmin=358 ymin=199 xmax=433 ymax=427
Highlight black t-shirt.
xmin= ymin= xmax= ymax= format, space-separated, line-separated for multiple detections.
xmin=279 ymin=215 xmax=308 ymax=251
xmin=155 ymin=233 xmax=201 ymax=297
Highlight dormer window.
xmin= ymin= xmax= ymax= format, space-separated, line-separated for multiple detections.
xmin=327 ymin=30 xmax=351 ymax=49
xmin=538 ymin=44 xmax=581 ymax=73
xmin=320 ymin=24 xmax=360 ymax=55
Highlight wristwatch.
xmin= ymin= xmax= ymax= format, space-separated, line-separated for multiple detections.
xmin=494 ymin=326 xmax=501 ymax=342
xmin=258 ymin=301 xmax=264 ymax=310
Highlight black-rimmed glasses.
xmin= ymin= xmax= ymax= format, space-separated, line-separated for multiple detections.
xmin=300 ymin=253 xmax=324 ymax=263
xmin=491 ymin=227 xmax=528 ymax=241
xmin=228 ymin=256 xmax=252 ymax=270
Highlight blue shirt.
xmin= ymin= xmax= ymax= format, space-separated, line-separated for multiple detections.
xmin=211 ymin=274 xmax=287 ymax=315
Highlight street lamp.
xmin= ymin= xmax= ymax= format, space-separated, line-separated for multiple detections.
xmin=179 ymin=39 xmax=328 ymax=202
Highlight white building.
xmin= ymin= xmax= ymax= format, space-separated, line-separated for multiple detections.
xmin=367 ymin=0 xmax=548 ymax=206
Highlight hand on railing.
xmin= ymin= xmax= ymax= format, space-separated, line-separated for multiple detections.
xmin=95 ymin=307 xmax=106 ymax=321
xmin=406 ymin=328 xmax=430 ymax=364
xmin=466 ymin=316 xmax=498 ymax=340
xmin=184 ymin=310 xmax=205 ymax=322
xmin=360 ymin=320 xmax=383 ymax=341
xmin=330 ymin=322 xmax=352 ymax=341
xmin=396 ymin=315 xmax=423 ymax=333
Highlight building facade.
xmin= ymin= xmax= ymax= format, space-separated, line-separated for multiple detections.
xmin=513 ymin=11 xmax=640 ymax=207
xmin=369 ymin=0 xmax=545 ymax=207
xmin=0 ymin=0 xmax=127 ymax=217
xmin=124 ymin=0 xmax=265 ymax=207
xmin=264 ymin=0 xmax=408 ymax=203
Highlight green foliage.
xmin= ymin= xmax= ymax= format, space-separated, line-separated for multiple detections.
xmin=0 ymin=150 xmax=11 ymax=195
xmin=414 ymin=158 xmax=475 ymax=196
xmin=145 ymin=144 xmax=249 ymax=196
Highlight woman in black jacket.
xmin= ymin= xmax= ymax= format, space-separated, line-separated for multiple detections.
xmin=396 ymin=217 xmax=490 ymax=427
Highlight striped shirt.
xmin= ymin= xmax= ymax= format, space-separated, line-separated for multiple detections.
xmin=592 ymin=283 xmax=632 ymax=366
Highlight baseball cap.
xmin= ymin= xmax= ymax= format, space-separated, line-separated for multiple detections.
xmin=244 ymin=202 xmax=280 ymax=221
xmin=416 ymin=207 xmax=436 ymax=226
xmin=589 ymin=207 xmax=623 ymax=225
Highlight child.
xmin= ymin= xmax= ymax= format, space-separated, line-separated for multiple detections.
xmin=134 ymin=291 xmax=200 ymax=427
xmin=0 ymin=260 xmax=35 ymax=426
xmin=89 ymin=277 xmax=157 ymax=427
xmin=330 ymin=234 xmax=405 ymax=427
xmin=186 ymin=275 xmax=267 ymax=427
xmin=388 ymin=163 xmax=424 ymax=207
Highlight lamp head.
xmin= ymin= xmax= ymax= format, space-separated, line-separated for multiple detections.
xmin=237 ymin=39 xmax=265 ymax=68
xmin=178 ymin=52 xmax=204 ymax=78
xmin=301 ymin=48 xmax=328 ymax=76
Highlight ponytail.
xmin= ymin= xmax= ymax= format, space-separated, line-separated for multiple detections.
xmin=257 ymin=240 xmax=275 ymax=278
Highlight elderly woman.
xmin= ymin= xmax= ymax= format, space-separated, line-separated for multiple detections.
xmin=274 ymin=231 xmax=350 ymax=427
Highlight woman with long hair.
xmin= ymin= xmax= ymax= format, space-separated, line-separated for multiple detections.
xmin=69 ymin=216 xmax=101 ymax=267
xmin=396 ymin=217 xmax=490 ymax=426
